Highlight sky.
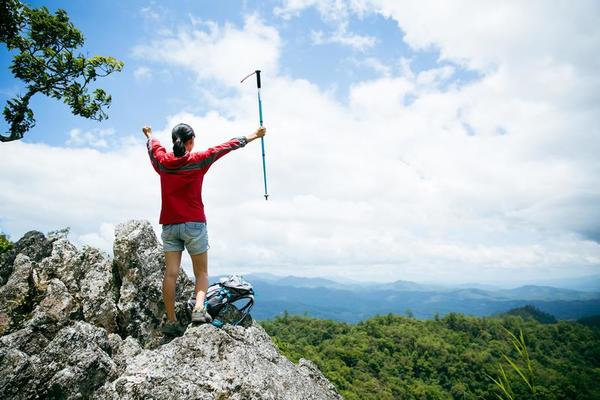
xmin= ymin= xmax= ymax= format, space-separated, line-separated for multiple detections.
xmin=1 ymin=0 xmax=599 ymax=287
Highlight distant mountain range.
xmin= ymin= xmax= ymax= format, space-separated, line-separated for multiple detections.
xmin=209 ymin=273 xmax=600 ymax=323
xmin=533 ymin=274 xmax=600 ymax=292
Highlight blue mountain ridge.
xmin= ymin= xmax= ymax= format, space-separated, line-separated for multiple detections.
xmin=207 ymin=273 xmax=600 ymax=323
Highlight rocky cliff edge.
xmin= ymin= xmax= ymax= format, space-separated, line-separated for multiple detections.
xmin=0 ymin=220 xmax=342 ymax=400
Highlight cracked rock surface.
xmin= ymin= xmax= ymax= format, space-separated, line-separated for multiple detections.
xmin=0 ymin=220 xmax=342 ymax=400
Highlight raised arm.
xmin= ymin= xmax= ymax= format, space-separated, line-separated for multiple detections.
xmin=190 ymin=126 xmax=266 ymax=170
xmin=143 ymin=126 xmax=167 ymax=174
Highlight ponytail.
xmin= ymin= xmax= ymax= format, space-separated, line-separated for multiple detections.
xmin=173 ymin=137 xmax=185 ymax=157
xmin=171 ymin=123 xmax=195 ymax=157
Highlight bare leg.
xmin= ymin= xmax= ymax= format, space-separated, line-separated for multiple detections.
xmin=163 ymin=251 xmax=182 ymax=322
xmin=191 ymin=251 xmax=208 ymax=309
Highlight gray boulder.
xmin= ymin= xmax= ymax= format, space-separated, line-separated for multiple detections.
xmin=96 ymin=323 xmax=341 ymax=400
xmin=0 ymin=230 xmax=53 ymax=286
xmin=0 ymin=254 xmax=34 ymax=335
xmin=0 ymin=220 xmax=343 ymax=399
xmin=0 ymin=320 xmax=118 ymax=399
xmin=37 ymin=236 xmax=82 ymax=292
xmin=28 ymin=277 xmax=77 ymax=335
xmin=78 ymin=246 xmax=119 ymax=332
xmin=108 ymin=334 xmax=143 ymax=374
xmin=113 ymin=220 xmax=194 ymax=347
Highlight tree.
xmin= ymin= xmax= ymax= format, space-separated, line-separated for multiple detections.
xmin=0 ymin=0 xmax=124 ymax=142
xmin=0 ymin=233 xmax=12 ymax=254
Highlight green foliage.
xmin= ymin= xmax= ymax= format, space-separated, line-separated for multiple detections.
xmin=501 ymin=305 xmax=557 ymax=324
xmin=0 ymin=232 xmax=13 ymax=254
xmin=577 ymin=315 xmax=600 ymax=328
xmin=0 ymin=0 xmax=24 ymax=44
xmin=0 ymin=0 xmax=124 ymax=142
xmin=260 ymin=313 xmax=600 ymax=399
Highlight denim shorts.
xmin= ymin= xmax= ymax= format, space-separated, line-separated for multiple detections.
xmin=161 ymin=222 xmax=209 ymax=255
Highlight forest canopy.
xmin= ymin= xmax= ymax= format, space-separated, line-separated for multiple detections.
xmin=261 ymin=311 xmax=600 ymax=399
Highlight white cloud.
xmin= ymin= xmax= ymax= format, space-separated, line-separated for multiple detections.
xmin=278 ymin=0 xmax=375 ymax=51
xmin=274 ymin=0 xmax=369 ymax=21
xmin=0 ymin=137 xmax=159 ymax=252
xmin=2 ymin=5 xmax=599 ymax=286
xmin=368 ymin=0 xmax=600 ymax=74
xmin=66 ymin=128 xmax=116 ymax=148
xmin=360 ymin=57 xmax=392 ymax=77
xmin=140 ymin=2 xmax=166 ymax=23
xmin=133 ymin=66 xmax=152 ymax=80
xmin=311 ymin=24 xmax=376 ymax=51
xmin=132 ymin=14 xmax=281 ymax=87
xmin=274 ymin=0 xmax=336 ymax=20
xmin=79 ymin=223 xmax=115 ymax=254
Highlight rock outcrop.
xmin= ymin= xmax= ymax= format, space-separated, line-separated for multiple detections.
xmin=0 ymin=220 xmax=342 ymax=399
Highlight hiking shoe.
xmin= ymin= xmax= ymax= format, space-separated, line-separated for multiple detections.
xmin=191 ymin=306 xmax=213 ymax=324
xmin=161 ymin=319 xmax=185 ymax=336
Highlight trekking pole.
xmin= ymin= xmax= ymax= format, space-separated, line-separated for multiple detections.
xmin=241 ymin=70 xmax=269 ymax=200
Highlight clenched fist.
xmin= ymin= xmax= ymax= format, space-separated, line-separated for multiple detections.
xmin=255 ymin=126 xmax=266 ymax=138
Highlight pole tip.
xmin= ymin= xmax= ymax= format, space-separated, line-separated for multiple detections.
xmin=264 ymin=194 xmax=269 ymax=200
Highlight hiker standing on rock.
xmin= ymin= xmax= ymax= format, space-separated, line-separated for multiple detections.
xmin=143 ymin=123 xmax=266 ymax=334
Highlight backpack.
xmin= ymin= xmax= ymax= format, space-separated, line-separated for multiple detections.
xmin=188 ymin=274 xmax=255 ymax=328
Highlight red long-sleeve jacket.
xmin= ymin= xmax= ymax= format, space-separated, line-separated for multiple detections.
xmin=146 ymin=136 xmax=247 ymax=224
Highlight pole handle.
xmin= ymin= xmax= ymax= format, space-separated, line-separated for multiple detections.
xmin=255 ymin=70 xmax=261 ymax=89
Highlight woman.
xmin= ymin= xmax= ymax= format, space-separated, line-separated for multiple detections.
xmin=143 ymin=123 xmax=266 ymax=333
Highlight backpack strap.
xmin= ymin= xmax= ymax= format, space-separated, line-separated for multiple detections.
xmin=229 ymin=294 xmax=254 ymax=326
xmin=236 ymin=294 xmax=254 ymax=313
